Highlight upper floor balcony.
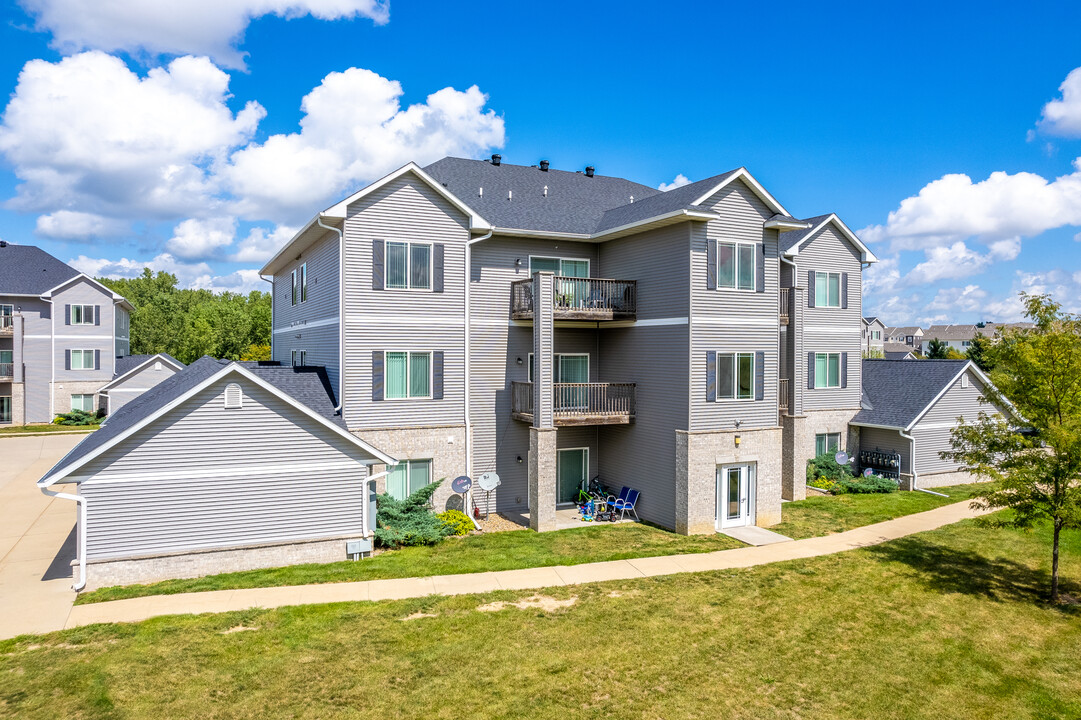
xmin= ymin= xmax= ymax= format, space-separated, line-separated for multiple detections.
xmin=0 ymin=315 xmax=13 ymax=335
xmin=779 ymin=287 xmax=790 ymax=326
xmin=511 ymin=277 xmax=637 ymax=322
xmin=0 ymin=363 xmax=13 ymax=380
xmin=511 ymin=381 xmax=637 ymax=426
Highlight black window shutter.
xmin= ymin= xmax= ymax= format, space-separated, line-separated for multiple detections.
xmin=65 ymin=304 xmax=70 ymax=325
xmin=372 ymin=351 xmax=384 ymax=401
xmin=65 ymin=350 xmax=71 ymax=371
xmin=94 ymin=305 xmax=101 ymax=326
xmin=755 ymin=351 xmax=764 ymax=401
xmin=807 ymin=271 xmax=815 ymax=308
xmin=841 ymin=352 xmax=848 ymax=389
xmin=372 ymin=240 xmax=385 ymax=290
xmin=841 ymin=272 xmax=849 ymax=309
xmin=433 ymin=351 xmax=444 ymax=399
xmin=433 ymin=244 xmax=445 ymax=293
xmin=807 ymin=351 xmax=815 ymax=390
xmin=94 ymin=349 xmax=100 ymax=370
xmin=756 ymin=243 xmax=765 ymax=293
xmin=706 ymin=240 xmax=717 ymax=290
xmin=706 ymin=351 xmax=717 ymax=402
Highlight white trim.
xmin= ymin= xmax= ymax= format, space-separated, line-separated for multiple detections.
xmin=527 ymin=254 xmax=592 ymax=278
xmin=98 ymin=353 xmax=184 ymax=392
xmin=715 ymin=239 xmax=758 ymax=292
xmin=347 ymin=314 xmax=464 ymax=326
xmin=803 ymin=326 xmax=862 ymax=334
xmin=764 ymin=218 xmax=812 ymax=231
xmin=603 ymin=317 xmax=689 ymax=328
xmin=716 ymin=462 xmax=755 ymax=529
xmin=714 ymin=350 xmax=756 ymax=402
xmin=590 ymin=209 xmax=718 ymax=240
xmin=38 ymin=363 xmax=397 ymax=486
xmin=385 ymin=240 xmax=434 ymax=291
xmin=812 ymin=271 xmax=842 ymax=309
xmin=273 ymin=316 xmax=340 ymax=334
xmin=105 ymin=388 xmax=154 ymax=393
xmin=41 ymin=272 xmax=132 ymax=309
xmin=904 ymin=361 xmax=1020 ymax=430
xmin=692 ymin=316 xmax=776 ymax=327
xmin=556 ymin=447 xmax=589 ymax=504
xmin=24 ymin=334 xmax=114 ymax=340
xmin=781 ymin=213 xmax=878 ymax=264
xmin=73 ymin=459 xmax=363 ymax=486
xmin=912 ymin=421 xmax=964 ymax=431
xmin=849 ymin=421 xmax=905 ymax=431
xmin=383 ymin=350 xmax=434 ymax=400
xmin=813 ymin=352 xmax=842 ymax=389
xmin=691 ymin=168 xmax=792 ymax=217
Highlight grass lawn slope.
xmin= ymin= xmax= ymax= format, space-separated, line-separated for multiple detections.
xmin=2 ymin=518 xmax=1078 ymax=719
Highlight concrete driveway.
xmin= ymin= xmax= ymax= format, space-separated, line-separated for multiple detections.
xmin=0 ymin=433 xmax=87 ymax=639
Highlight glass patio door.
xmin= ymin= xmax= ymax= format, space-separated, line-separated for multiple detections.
xmin=556 ymin=354 xmax=589 ymax=411
xmin=0 ymin=396 xmax=11 ymax=424
xmin=558 ymin=448 xmax=587 ymax=503
xmin=717 ymin=464 xmax=753 ymax=529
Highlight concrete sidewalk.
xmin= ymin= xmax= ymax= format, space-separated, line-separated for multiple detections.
xmin=56 ymin=500 xmax=991 ymax=634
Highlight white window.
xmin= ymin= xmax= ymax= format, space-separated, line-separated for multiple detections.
xmin=717 ymin=352 xmax=755 ymax=400
xmin=814 ymin=272 xmax=841 ymax=308
xmin=224 ymin=383 xmax=243 ymax=409
xmin=70 ymin=394 xmax=95 ymax=412
xmin=529 ymin=256 xmax=590 ymax=278
xmin=386 ymin=351 xmax=431 ymax=399
xmin=386 ymin=459 xmax=433 ymax=501
xmin=717 ymin=241 xmax=756 ymax=291
xmin=387 ymin=242 xmax=432 ymax=290
xmin=291 ymin=350 xmax=307 ymax=367
xmin=872 ymin=330 xmax=881 ymax=340
xmin=0 ymin=304 xmax=12 ymax=330
xmin=71 ymin=305 xmax=95 ymax=325
xmin=291 ymin=269 xmax=297 ymax=306
xmin=814 ymin=353 xmax=841 ymax=388
xmin=70 ymin=349 xmax=95 ymax=370
xmin=815 ymin=432 xmax=841 ymax=456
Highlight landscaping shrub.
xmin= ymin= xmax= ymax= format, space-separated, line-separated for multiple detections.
xmin=437 ymin=509 xmax=474 ymax=536
xmin=805 ymin=451 xmax=854 ymax=491
xmin=374 ymin=479 xmax=453 ymax=548
xmin=834 ymin=474 xmax=899 ymax=494
xmin=52 ymin=410 xmax=102 ymax=426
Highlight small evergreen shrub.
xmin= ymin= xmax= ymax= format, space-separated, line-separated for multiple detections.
xmin=374 ymin=479 xmax=453 ymax=548
xmin=437 ymin=509 xmax=474 ymax=536
xmin=806 ymin=451 xmax=854 ymax=488
xmin=52 ymin=410 xmax=101 ymax=426
xmin=834 ymin=474 xmax=899 ymax=494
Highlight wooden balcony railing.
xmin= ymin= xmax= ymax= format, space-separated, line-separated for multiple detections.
xmin=0 ymin=316 xmax=13 ymax=334
xmin=779 ymin=287 xmax=790 ymax=325
xmin=779 ymin=377 xmax=790 ymax=414
xmin=510 ymin=381 xmax=637 ymax=426
xmin=511 ymin=277 xmax=637 ymax=321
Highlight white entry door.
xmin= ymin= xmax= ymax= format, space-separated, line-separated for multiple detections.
xmin=717 ymin=464 xmax=754 ymax=529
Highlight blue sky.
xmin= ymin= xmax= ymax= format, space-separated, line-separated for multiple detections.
xmin=1 ymin=0 xmax=1080 ymax=325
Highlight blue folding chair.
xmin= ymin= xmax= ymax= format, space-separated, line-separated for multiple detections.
xmin=613 ymin=488 xmax=640 ymax=521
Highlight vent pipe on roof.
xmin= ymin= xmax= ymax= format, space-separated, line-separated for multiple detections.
xmin=629 ymin=195 xmax=634 ymax=203
xmin=508 ymin=190 xmax=512 ymax=201
xmin=491 ymin=154 xmax=501 ymax=166
xmin=539 ymin=160 xmax=549 ymax=171
xmin=479 ymin=187 xmax=483 ymax=197
xmin=585 ymin=166 xmax=595 ymax=178
xmin=0 ymin=240 xmax=7 ymax=247
xmin=543 ymin=185 xmax=548 ymax=197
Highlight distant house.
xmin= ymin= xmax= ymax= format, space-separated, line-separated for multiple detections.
xmin=882 ymin=343 xmax=917 ymax=360
xmin=862 ymin=317 xmax=886 ymax=356
xmin=98 ymin=353 xmax=185 ymax=414
xmin=885 ymin=325 xmax=923 ymax=349
xmin=976 ymin=322 xmax=1036 ymax=339
xmin=852 ymin=359 xmax=1016 ymax=490
xmin=37 ymin=357 xmax=395 ymax=591
xmin=922 ymin=324 xmax=977 ymax=354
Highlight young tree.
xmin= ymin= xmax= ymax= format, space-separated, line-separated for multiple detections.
xmin=942 ymin=294 xmax=1081 ymax=603
xmin=966 ymin=334 xmax=994 ymax=371
xmin=925 ymin=338 xmax=949 ymax=359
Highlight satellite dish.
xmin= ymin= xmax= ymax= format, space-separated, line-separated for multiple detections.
xmin=835 ymin=451 xmax=851 ymax=465
xmin=477 ymin=472 xmax=501 ymax=491
xmin=451 ymin=475 xmax=472 ymax=494
xmin=863 ymin=467 xmax=874 ymax=477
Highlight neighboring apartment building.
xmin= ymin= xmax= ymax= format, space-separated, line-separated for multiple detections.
xmin=922 ymin=324 xmax=977 ymax=353
xmin=862 ymin=316 xmax=886 ymax=356
xmin=0 ymin=242 xmax=132 ymax=425
xmin=261 ymin=156 xmax=877 ymax=535
xmin=885 ymin=325 xmax=923 ymax=349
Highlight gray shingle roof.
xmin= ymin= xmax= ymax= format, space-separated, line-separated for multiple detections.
xmin=0 ymin=243 xmax=81 ymax=295
xmin=923 ymin=324 xmax=977 ymax=341
xmin=112 ymin=353 xmax=184 ymax=379
xmin=43 ymin=357 xmax=345 ymax=483
xmin=593 ymin=170 xmax=741 ymax=232
xmin=422 ymin=157 xmax=664 ymax=235
xmin=778 ymin=214 xmax=833 ymax=254
xmin=853 ymin=359 xmax=970 ymax=429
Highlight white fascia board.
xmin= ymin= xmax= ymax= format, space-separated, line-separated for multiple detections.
xmin=258 ymin=214 xmax=325 ymax=277
xmin=591 ymin=209 xmax=717 ymax=240
xmin=98 ymin=354 xmax=184 ymax=392
xmin=41 ymin=273 xmax=130 ymax=305
xmin=849 ymin=421 xmax=906 ymax=431
xmin=690 ymin=168 xmax=792 ymax=217
xmin=38 ymin=364 xmax=397 ymax=487
xmin=764 ymin=219 xmax=812 ymax=231
xmin=905 ymin=361 xmax=1023 ymax=430
xmin=491 ymin=227 xmax=593 ymax=241
xmin=782 ymin=214 xmax=879 ymax=264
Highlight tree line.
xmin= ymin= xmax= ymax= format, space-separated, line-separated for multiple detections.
xmin=98 ymin=269 xmax=271 ymax=364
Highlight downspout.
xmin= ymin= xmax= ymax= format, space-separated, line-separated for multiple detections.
xmin=39 ymin=486 xmax=86 ymax=591
xmin=259 ymin=274 xmax=273 ymax=363
xmin=464 ymin=229 xmax=494 ymax=515
xmin=899 ymin=428 xmax=917 ymax=490
xmin=364 ymin=468 xmax=390 ymax=539
xmin=42 ymin=295 xmax=54 ymax=418
xmin=315 ymin=214 xmax=346 ymax=414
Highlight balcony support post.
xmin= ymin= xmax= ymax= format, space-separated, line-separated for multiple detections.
xmin=528 ymin=271 xmax=558 ymax=531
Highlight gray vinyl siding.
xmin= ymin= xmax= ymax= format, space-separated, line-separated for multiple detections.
xmin=911 ymin=368 xmax=1005 ymax=475
xmin=114 ymin=307 xmax=130 ymax=357
xmin=52 ymin=280 xmax=116 ymax=383
xmin=272 ymin=229 xmax=341 ymax=394
xmin=858 ymin=426 xmax=912 ymax=475
xmin=105 ymin=360 xmax=180 ymax=414
xmin=799 ymin=224 xmax=863 ymax=411
xmin=690 ymin=179 xmax=779 ymax=431
xmin=598 ymin=223 xmax=690 ymax=321
xmin=2 ymin=295 xmax=52 ymax=423
xmin=77 ymin=377 xmax=372 ymax=561
xmin=343 ymin=173 xmax=469 ymax=429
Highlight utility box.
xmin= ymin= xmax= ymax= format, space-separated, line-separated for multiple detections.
xmin=346 ymin=538 xmax=372 ymax=556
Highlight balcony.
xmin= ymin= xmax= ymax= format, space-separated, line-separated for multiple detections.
xmin=511 ymin=277 xmax=637 ymax=321
xmin=779 ymin=287 xmax=790 ymax=326
xmin=511 ymin=381 xmax=637 ymax=426
xmin=779 ymin=377 xmax=789 ymax=415
xmin=0 ymin=316 xmax=12 ymax=335
xmin=0 ymin=363 xmax=12 ymax=380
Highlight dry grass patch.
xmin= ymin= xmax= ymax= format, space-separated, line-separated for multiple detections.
xmin=476 ymin=595 xmax=577 ymax=613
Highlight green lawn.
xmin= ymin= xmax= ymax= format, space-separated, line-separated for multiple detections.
xmin=76 ymin=522 xmax=746 ymax=604
xmin=3 ymin=519 xmax=1078 ymax=719
xmin=771 ymin=483 xmax=990 ymax=540
xmin=0 ymin=423 xmax=98 ymax=435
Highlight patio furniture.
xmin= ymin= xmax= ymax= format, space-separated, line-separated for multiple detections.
xmin=607 ymin=486 xmax=630 ymax=507
xmin=612 ymin=488 xmax=640 ymax=521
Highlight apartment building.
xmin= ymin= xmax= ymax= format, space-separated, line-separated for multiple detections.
xmin=261 ymin=157 xmax=877 ymax=534
xmin=862 ymin=316 xmax=886 ymax=356
xmin=0 ymin=242 xmax=132 ymax=425
xmin=922 ymin=324 xmax=977 ymax=353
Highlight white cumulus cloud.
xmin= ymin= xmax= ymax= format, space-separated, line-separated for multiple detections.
xmin=1037 ymin=66 xmax=1081 ymax=138
xmin=35 ymin=210 xmax=129 ymax=239
xmin=18 ymin=0 xmax=389 ymax=69
xmin=658 ymin=174 xmax=691 ymax=191
xmin=229 ymin=225 xmax=297 ymax=263
xmin=927 ymin=284 xmax=988 ymax=313
xmin=166 ymin=217 xmax=238 ymax=259
xmin=906 ymin=242 xmax=992 ymax=284
xmin=69 ymin=252 xmax=264 ymax=293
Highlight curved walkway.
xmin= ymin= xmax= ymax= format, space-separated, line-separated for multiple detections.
xmin=59 ymin=501 xmax=992 ymax=633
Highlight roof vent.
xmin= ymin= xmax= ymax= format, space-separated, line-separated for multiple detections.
xmin=0 ymin=240 xmax=7 ymax=248
xmin=543 ymin=185 xmax=548 ymax=197
xmin=224 ymin=382 xmax=243 ymax=409
xmin=585 ymin=166 xmax=595 ymax=178
xmin=479 ymin=187 xmax=483 ymax=197
xmin=491 ymin=154 xmax=501 ymax=166
xmin=539 ymin=160 xmax=549 ymax=172
xmin=508 ymin=190 xmax=513 ymax=201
